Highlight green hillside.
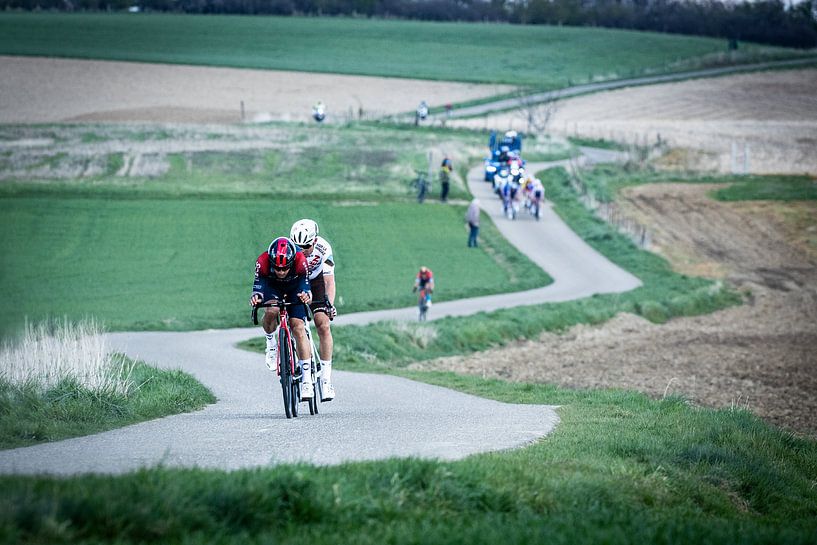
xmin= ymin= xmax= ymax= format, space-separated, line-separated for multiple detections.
xmin=0 ymin=12 xmax=799 ymax=89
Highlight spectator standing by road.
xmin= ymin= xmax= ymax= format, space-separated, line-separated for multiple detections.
xmin=416 ymin=171 xmax=428 ymax=203
xmin=466 ymin=198 xmax=480 ymax=247
xmin=440 ymin=157 xmax=453 ymax=202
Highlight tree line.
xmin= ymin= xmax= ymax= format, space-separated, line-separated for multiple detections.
xmin=5 ymin=0 xmax=817 ymax=48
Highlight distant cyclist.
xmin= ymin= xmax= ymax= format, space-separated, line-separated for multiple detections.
xmin=290 ymin=219 xmax=337 ymax=401
xmin=312 ymin=100 xmax=326 ymax=122
xmin=250 ymin=237 xmax=315 ymax=400
xmin=413 ymin=266 xmax=435 ymax=306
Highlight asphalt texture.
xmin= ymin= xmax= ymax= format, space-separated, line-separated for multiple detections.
xmin=0 ymin=155 xmax=639 ymax=476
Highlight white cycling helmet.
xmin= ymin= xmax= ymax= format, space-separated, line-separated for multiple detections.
xmin=290 ymin=219 xmax=318 ymax=248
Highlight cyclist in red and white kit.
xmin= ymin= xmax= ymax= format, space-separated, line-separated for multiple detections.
xmin=250 ymin=237 xmax=315 ymax=400
xmin=290 ymin=219 xmax=337 ymax=401
xmin=413 ymin=266 xmax=434 ymax=305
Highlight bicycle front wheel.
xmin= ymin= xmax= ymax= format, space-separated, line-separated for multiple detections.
xmin=279 ymin=328 xmax=294 ymax=419
xmin=290 ymin=339 xmax=299 ymax=418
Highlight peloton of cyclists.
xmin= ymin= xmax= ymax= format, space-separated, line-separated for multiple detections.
xmin=250 ymin=237 xmax=316 ymax=400
xmin=289 ymin=218 xmax=337 ymax=401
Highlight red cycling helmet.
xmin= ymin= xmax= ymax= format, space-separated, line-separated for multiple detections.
xmin=268 ymin=237 xmax=297 ymax=271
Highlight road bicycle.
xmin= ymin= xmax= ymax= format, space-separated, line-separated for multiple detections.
xmin=252 ymin=298 xmax=322 ymax=418
xmin=528 ymin=194 xmax=542 ymax=221
xmin=417 ymin=287 xmax=432 ymax=321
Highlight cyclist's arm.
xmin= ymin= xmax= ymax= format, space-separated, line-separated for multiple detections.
xmin=294 ymin=256 xmax=312 ymax=304
xmin=250 ymin=255 xmax=266 ymax=306
xmin=323 ymin=273 xmax=336 ymax=306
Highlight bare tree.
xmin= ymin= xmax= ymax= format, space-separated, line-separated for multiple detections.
xmin=515 ymin=92 xmax=559 ymax=137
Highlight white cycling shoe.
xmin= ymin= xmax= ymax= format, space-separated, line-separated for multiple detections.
xmin=300 ymin=380 xmax=314 ymax=400
xmin=321 ymin=381 xmax=336 ymax=402
xmin=264 ymin=346 xmax=277 ymax=371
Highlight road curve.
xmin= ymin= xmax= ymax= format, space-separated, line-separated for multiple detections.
xmin=0 ymin=156 xmax=638 ymax=476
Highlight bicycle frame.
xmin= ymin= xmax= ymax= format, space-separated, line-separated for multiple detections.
xmin=252 ymin=297 xmax=318 ymax=417
xmin=417 ymin=287 xmax=431 ymax=321
xmin=252 ymin=299 xmax=298 ymax=378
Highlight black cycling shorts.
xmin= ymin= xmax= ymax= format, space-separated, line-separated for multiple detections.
xmin=309 ymin=272 xmax=330 ymax=315
xmin=257 ymin=283 xmax=310 ymax=321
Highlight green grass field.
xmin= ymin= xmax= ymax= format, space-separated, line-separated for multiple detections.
xmin=0 ymin=12 xmax=801 ymax=89
xmin=0 ymin=123 xmax=557 ymax=336
xmin=0 ymin=195 xmax=550 ymax=335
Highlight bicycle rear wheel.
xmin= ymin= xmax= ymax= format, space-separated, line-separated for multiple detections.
xmin=418 ymin=299 xmax=428 ymax=321
xmin=308 ymin=358 xmax=320 ymax=415
xmin=279 ymin=329 xmax=294 ymax=419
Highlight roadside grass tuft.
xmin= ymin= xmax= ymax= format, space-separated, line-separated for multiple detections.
xmin=0 ymin=360 xmax=215 ymax=450
xmin=0 ymin=319 xmax=215 ymax=449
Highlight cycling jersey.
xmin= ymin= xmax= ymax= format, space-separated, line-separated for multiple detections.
xmin=252 ymin=251 xmax=311 ymax=320
xmin=303 ymin=236 xmax=335 ymax=281
xmin=415 ymin=270 xmax=434 ymax=290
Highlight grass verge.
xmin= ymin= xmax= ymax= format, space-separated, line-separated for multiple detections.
xmin=0 ymin=380 xmax=814 ymax=544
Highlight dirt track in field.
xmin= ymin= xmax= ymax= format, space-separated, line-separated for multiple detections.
xmin=3 ymin=55 xmax=816 ymax=437
xmin=0 ymin=56 xmax=513 ymax=124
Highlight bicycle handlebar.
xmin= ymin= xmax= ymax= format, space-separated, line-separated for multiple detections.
xmin=251 ymin=298 xmax=313 ymax=325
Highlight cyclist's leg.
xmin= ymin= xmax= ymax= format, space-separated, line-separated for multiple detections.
xmin=312 ymin=311 xmax=335 ymax=399
xmin=262 ymin=306 xmax=281 ymax=333
xmin=290 ymin=318 xmax=311 ymax=361
xmin=289 ymin=308 xmax=314 ymax=399
xmin=308 ymin=276 xmax=332 ymax=362
xmin=261 ymin=287 xmax=282 ymax=370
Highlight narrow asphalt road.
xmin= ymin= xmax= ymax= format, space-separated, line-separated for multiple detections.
xmin=427 ymin=57 xmax=817 ymax=121
xmin=0 ymin=155 xmax=639 ymax=476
